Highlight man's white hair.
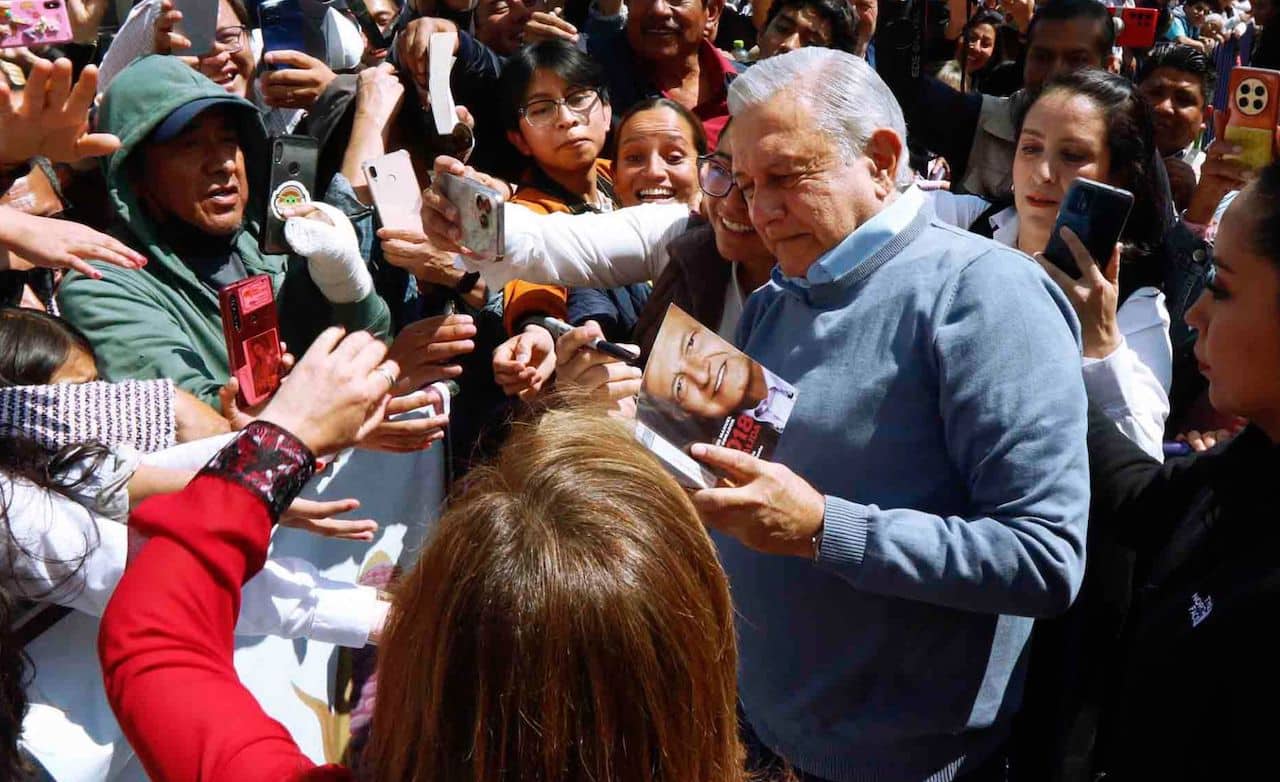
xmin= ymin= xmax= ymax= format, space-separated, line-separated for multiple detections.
xmin=727 ymin=48 xmax=912 ymax=187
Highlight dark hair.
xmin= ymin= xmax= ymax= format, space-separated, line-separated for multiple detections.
xmin=497 ymin=40 xmax=610 ymax=131
xmin=0 ymin=434 xmax=113 ymax=780
xmin=762 ymin=0 xmax=858 ymax=54
xmin=0 ymin=308 xmax=96 ymax=388
xmin=1027 ymin=0 xmax=1116 ymax=59
xmin=1136 ymin=43 xmax=1217 ymax=105
xmin=962 ymin=10 xmax=1009 ymax=73
xmin=1244 ymin=162 xmax=1280 ymax=264
xmin=1016 ymin=69 xmax=1171 ymax=300
xmin=614 ymin=97 xmax=709 ymax=158
xmin=226 ymin=0 xmax=251 ymax=27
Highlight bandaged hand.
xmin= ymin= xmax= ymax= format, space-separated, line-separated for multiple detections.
xmin=282 ymin=201 xmax=374 ymax=304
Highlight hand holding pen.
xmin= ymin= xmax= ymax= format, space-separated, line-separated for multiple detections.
xmin=546 ymin=318 xmax=644 ymax=410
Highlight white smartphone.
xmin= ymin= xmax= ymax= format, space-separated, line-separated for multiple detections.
xmin=363 ymin=150 xmax=424 ymax=233
xmin=437 ymin=172 xmax=504 ymax=261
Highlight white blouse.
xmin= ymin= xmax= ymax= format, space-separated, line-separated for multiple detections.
xmin=928 ymin=191 xmax=1173 ymax=460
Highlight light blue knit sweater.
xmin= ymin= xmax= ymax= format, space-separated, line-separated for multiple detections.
xmin=724 ymin=188 xmax=1091 ymax=782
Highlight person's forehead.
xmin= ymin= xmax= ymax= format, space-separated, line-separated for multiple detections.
xmin=1030 ymin=18 xmax=1104 ymax=52
xmin=1142 ymin=67 xmax=1205 ymax=97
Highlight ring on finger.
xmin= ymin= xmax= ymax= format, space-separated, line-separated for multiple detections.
xmin=375 ymin=363 xmax=398 ymax=388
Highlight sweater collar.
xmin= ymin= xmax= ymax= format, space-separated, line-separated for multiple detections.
xmin=774 ymin=185 xmax=928 ymax=302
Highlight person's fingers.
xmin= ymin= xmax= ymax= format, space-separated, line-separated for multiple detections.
xmin=690 ymin=486 xmax=754 ymax=523
xmin=45 ymin=58 xmax=73 ymax=114
xmin=455 ymin=104 xmax=475 ymax=130
xmin=1213 ymin=108 xmax=1227 ymax=140
xmin=64 ymin=62 xmax=100 ymax=117
xmin=19 ymin=57 xmax=51 ymax=119
xmin=1103 ymin=243 xmax=1121 ymax=286
xmin=376 ymin=227 xmax=428 ymax=243
xmin=572 ymin=360 xmax=643 ymax=394
xmin=262 ymin=49 xmax=318 ymax=69
xmin=385 ymin=389 xmax=432 ymax=415
xmin=689 ymin=442 xmax=763 ymax=482
xmin=71 ymin=242 xmax=141 ymax=271
xmin=72 ymin=132 xmax=122 ymax=160
xmin=261 ymin=66 xmax=325 ymax=87
xmin=1033 ymin=252 xmax=1078 ymax=293
xmin=64 ymin=255 xmax=102 ymax=279
xmin=304 ymin=325 xmax=347 ymax=361
xmin=554 ymin=320 xmax=606 ymax=362
xmin=1057 ymin=226 xmax=1096 ymax=279
xmin=432 ymin=154 xmax=468 ymax=180
xmin=288 ymin=497 xmax=361 ymax=517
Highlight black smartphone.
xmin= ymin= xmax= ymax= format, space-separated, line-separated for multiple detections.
xmin=263 ymin=135 xmax=319 ymax=255
xmin=1042 ymin=178 xmax=1134 ymax=279
xmin=258 ymin=0 xmax=308 ymax=69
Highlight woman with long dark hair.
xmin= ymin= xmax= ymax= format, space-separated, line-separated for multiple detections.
xmin=930 ymin=68 xmax=1175 ymax=459
xmin=1080 ymin=161 xmax=1280 ymax=779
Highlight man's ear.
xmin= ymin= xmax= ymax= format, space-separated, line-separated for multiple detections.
xmin=703 ymin=0 xmax=725 ymax=32
xmin=863 ymin=128 xmax=903 ymax=195
xmin=507 ymin=128 xmax=533 ymax=158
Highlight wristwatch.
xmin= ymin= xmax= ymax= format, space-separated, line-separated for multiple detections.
xmin=454 ymin=269 xmax=481 ymax=294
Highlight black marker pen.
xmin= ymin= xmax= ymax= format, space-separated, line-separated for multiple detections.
xmin=536 ymin=316 xmax=641 ymax=363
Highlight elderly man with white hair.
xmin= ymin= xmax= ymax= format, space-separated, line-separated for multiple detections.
xmin=422 ymin=47 xmax=1090 ymax=782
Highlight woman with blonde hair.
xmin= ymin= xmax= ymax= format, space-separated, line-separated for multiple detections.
xmin=99 ymin=368 xmax=745 ymax=782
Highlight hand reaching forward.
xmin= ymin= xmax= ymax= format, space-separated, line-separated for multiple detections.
xmin=258 ymin=327 xmax=397 ymax=455
xmin=0 ymin=58 xmax=119 ymax=167
xmin=0 ymin=208 xmax=147 ymax=278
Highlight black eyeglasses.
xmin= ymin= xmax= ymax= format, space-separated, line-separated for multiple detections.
xmin=697 ymin=154 xmax=736 ymax=198
xmin=519 ymin=89 xmax=601 ymax=128
xmin=214 ymin=25 xmax=249 ymax=53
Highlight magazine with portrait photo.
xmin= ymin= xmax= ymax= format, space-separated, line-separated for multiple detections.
xmin=635 ymin=304 xmax=798 ymax=489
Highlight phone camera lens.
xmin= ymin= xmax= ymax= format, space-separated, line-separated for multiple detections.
xmin=479 ymin=213 xmax=490 ymax=229
xmin=287 ymin=162 xmax=301 ymax=176
xmin=367 ymin=165 xmax=378 ymax=179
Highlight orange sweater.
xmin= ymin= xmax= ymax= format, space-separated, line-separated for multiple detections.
xmin=501 ymin=160 xmax=615 ymax=334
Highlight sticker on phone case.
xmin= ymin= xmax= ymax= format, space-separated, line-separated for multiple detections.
xmin=236 ymin=274 xmax=274 ymax=314
xmin=270 ymin=180 xmax=311 ymax=221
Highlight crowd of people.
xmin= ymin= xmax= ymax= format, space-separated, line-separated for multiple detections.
xmin=0 ymin=0 xmax=1276 ymax=779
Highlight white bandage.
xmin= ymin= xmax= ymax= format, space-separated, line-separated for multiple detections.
xmin=284 ymin=201 xmax=374 ymax=304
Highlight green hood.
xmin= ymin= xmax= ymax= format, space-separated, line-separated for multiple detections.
xmin=60 ymin=55 xmax=391 ymax=405
xmin=97 ymin=55 xmax=269 ymax=282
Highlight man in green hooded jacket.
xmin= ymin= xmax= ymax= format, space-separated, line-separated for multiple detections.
xmin=59 ymin=55 xmax=390 ymax=406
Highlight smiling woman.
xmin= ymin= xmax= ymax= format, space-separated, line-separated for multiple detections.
xmin=613 ymin=97 xmax=707 ymax=209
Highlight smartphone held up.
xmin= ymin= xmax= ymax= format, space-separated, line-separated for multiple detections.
xmin=1041 ymin=178 xmax=1133 ymax=279
xmin=437 ymin=172 xmax=505 ymax=261
xmin=219 ymin=274 xmax=284 ymax=408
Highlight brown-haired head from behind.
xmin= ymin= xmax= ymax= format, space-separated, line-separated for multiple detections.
xmin=367 ymin=405 xmax=744 ymax=782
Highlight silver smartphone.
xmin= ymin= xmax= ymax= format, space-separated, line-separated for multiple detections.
xmin=436 ymin=172 xmax=504 ymax=261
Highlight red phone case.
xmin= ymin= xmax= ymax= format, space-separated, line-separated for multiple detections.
xmin=219 ymin=275 xmax=283 ymax=408
xmin=1115 ymin=8 xmax=1158 ymax=49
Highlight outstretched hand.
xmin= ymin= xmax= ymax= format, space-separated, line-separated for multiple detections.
xmin=257 ymin=328 xmax=396 ymax=455
xmin=0 ymin=208 xmax=147 ymax=278
xmin=0 ymin=58 xmax=120 ymax=166
xmin=281 ymin=497 xmax=379 ymax=541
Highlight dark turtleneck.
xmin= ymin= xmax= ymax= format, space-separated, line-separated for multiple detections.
xmin=154 ymin=218 xmax=249 ymax=292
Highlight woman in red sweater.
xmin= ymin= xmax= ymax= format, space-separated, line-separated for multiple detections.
xmin=98 ymin=327 xmax=745 ymax=781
